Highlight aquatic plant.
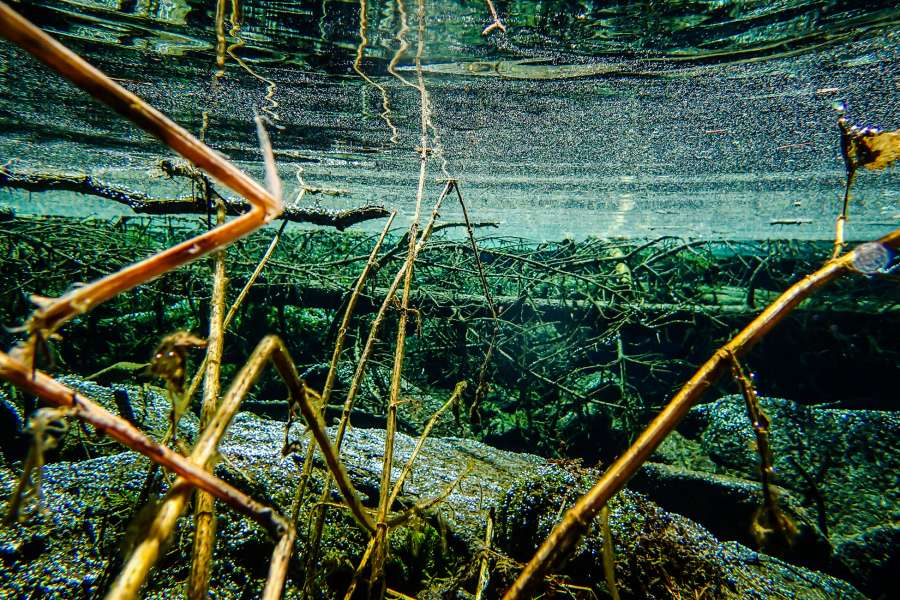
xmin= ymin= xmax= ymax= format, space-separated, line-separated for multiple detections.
xmin=0 ymin=3 xmax=470 ymax=598
xmin=1 ymin=2 xmax=898 ymax=599
xmin=500 ymin=122 xmax=900 ymax=600
xmin=0 ymin=4 xmax=316 ymax=598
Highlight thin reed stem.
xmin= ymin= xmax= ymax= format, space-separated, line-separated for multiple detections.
xmin=187 ymin=202 xmax=229 ymax=600
xmin=386 ymin=381 xmax=466 ymax=510
xmin=290 ymin=212 xmax=395 ymax=521
xmin=371 ymin=2 xmax=432 ymax=591
xmin=303 ymin=185 xmax=450 ymax=597
xmin=184 ymin=220 xmax=288 ymax=408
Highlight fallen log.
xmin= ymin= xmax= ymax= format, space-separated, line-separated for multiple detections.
xmin=238 ymin=281 xmax=899 ymax=321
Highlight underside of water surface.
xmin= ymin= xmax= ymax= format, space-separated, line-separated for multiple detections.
xmin=0 ymin=1 xmax=898 ymax=600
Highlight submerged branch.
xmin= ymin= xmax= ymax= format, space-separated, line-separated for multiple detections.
xmin=502 ymin=228 xmax=900 ymax=599
xmin=0 ymin=169 xmax=389 ymax=230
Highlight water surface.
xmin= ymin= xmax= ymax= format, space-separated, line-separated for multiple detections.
xmin=1 ymin=0 xmax=898 ymax=240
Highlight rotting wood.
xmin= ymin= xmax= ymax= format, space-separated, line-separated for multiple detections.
xmin=0 ymin=168 xmax=389 ymax=230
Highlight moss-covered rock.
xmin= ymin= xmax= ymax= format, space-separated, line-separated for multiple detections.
xmin=654 ymin=394 xmax=899 ymax=598
xmin=0 ymin=381 xmax=868 ymax=599
xmin=493 ymin=469 xmax=859 ymax=599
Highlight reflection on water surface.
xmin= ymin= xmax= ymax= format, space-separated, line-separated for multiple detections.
xmin=0 ymin=0 xmax=898 ymax=239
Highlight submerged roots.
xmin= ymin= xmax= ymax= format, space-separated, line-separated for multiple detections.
xmin=4 ymin=406 xmax=76 ymax=524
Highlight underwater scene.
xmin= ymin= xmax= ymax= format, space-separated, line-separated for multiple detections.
xmin=0 ymin=0 xmax=898 ymax=598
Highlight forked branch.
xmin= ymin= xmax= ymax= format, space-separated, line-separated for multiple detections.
xmin=0 ymin=168 xmax=390 ymax=230
xmin=502 ymin=228 xmax=900 ymax=599
xmin=0 ymin=2 xmax=281 ymax=341
xmin=482 ymin=0 xmax=507 ymax=35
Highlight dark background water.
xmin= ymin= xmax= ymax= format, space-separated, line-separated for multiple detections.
xmin=1 ymin=0 xmax=898 ymax=240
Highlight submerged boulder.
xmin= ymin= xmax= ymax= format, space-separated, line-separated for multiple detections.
xmin=630 ymin=462 xmax=832 ymax=570
xmin=650 ymin=394 xmax=899 ymax=599
xmin=0 ymin=381 xmax=867 ymax=598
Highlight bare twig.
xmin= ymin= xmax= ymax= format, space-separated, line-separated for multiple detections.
xmin=454 ymin=183 xmax=499 ymax=422
xmin=184 ymin=219 xmax=289 ymax=407
xmin=386 ymin=381 xmax=467 ymax=510
xmin=475 ymin=507 xmax=495 ymax=600
xmin=302 ymin=183 xmax=450 ymax=597
xmin=108 ymin=335 xmax=326 ymax=599
xmin=729 ymin=353 xmax=797 ymax=551
xmin=0 ymin=3 xmax=281 ymax=345
xmin=187 ymin=202 xmax=229 ymax=600
xmin=371 ymin=1 xmax=432 ymax=589
xmin=0 ymin=168 xmax=389 ymax=230
xmin=502 ymin=228 xmax=900 ymax=599
xmin=288 ymin=212 xmax=395 ymax=521
xmin=482 ymin=0 xmax=507 ymax=36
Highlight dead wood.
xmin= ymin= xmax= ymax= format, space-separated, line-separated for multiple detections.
xmin=0 ymin=169 xmax=389 ymax=230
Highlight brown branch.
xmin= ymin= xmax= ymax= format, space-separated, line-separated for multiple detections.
xmin=482 ymin=0 xmax=506 ymax=35
xmin=0 ymin=168 xmax=389 ymax=230
xmin=0 ymin=353 xmax=293 ymax=562
xmin=729 ymin=353 xmax=798 ymax=552
xmin=501 ymin=228 xmax=900 ymax=599
xmin=187 ymin=203 xmax=229 ymax=600
xmin=0 ymin=4 xmax=281 ymax=342
xmin=289 ymin=212 xmax=395 ymax=523
xmin=302 ymin=182 xmax=452 ymax=596
xmin=386 ymin=381 xmax=467 ymax=510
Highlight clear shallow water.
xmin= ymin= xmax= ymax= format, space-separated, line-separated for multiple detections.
xmin=0 ymin=0 xmax=898 ymax=240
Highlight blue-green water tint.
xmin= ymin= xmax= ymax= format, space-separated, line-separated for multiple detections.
xmin=0 ymin=0 xmax=898 ymax=240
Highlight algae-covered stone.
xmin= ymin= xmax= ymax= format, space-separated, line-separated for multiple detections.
xmin=656 ymin=394 xmax=899 ymax=598
xmin=631 ymin=462 xmax=832 ymax=571
xmin=0 ymin=380 xmax=869 ymax=599
xmin=493 ymin=469 xmax=861 ymax=599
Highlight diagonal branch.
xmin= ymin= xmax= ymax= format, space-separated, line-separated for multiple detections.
xmin=0 ymin=2 xmax=280 ymax=341
xmin=502 ymin=228 xmax=900 ymax=599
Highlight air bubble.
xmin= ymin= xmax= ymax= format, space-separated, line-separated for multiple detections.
xmin=851 ymin=242 xmax=891 ymax=275
xmin=832 ymin=100 xmax=846 ymax=113
xmin=187 ymin=244 xmax=201 ymax=255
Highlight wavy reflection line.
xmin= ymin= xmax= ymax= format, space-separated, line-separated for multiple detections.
xmin=210 ymin=0 xmax=280 ymax=123
xmin=387 ymin=0 xmax=416 ymax=89
xmin=354 ymin=0 xmax=399 ymax=143
xmin=226 ymin=1 xmax=280 ymax=123
xmin=390 ymin=0 xmax=450 ymax=178
xmin=412 ymin=0 xmax=449 ymax=179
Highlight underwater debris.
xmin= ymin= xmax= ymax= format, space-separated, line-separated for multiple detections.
xmin=501 ymin=157 xmax=900 ymax=600
xmin=149 ymin=331 xmax=206 ymax=399
xmin=728 ymin=353 xmax=799 ymax=555
xmin=149 ymin=330 xmax=206 ymax=445
xmin=832 ymin=108 xmax=899 ymax=258
xmin=3 ymin=406 xmax=75 ymax=524
xmin=0 ymin=166 xmax=388 ymax=229
xmin=3 ymin=3 xmax=896 ymax=597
